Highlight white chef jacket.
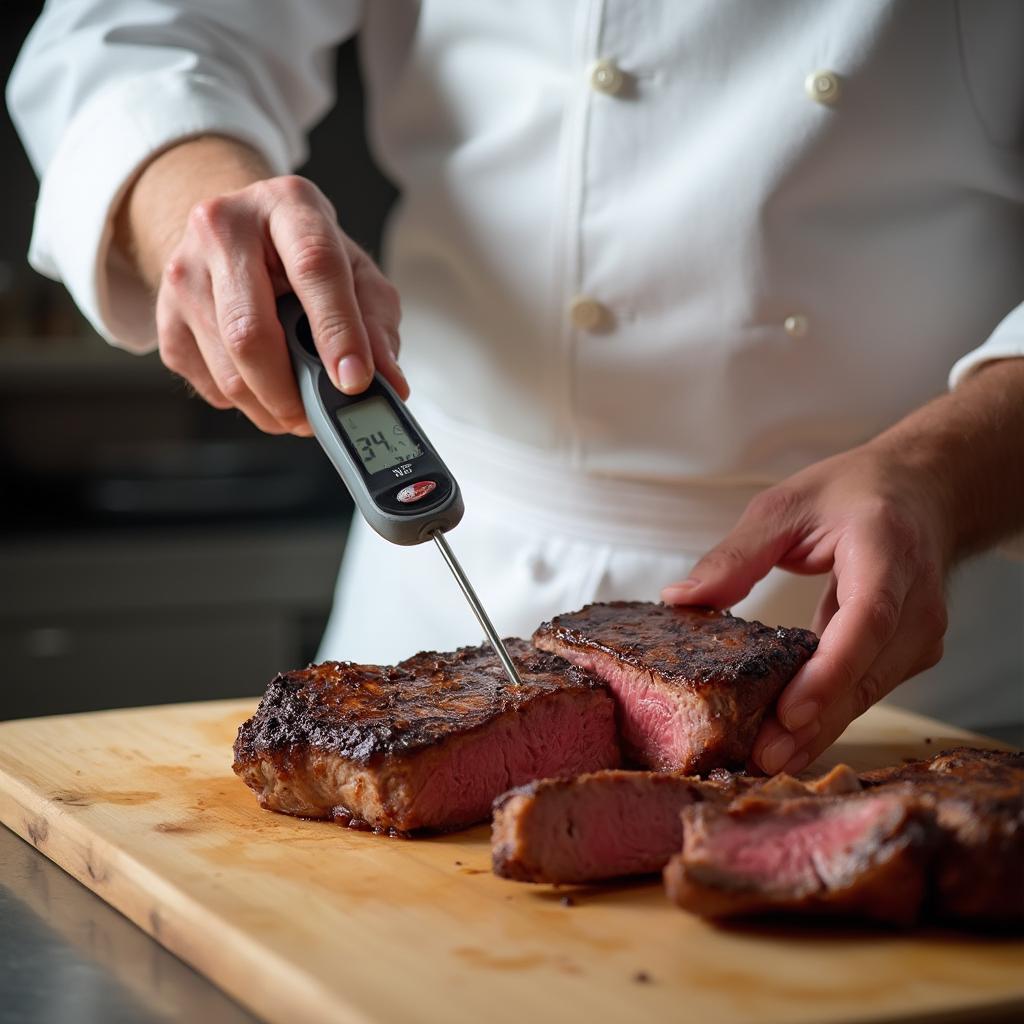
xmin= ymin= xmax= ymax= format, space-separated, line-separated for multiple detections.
xmin=9 ymin=1 xmax=1024 ymax=727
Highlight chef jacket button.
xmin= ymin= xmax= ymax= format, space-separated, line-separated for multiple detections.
xmin=784 ymin=313 xmax=809 ymax=338
xmin=805 ymin=69 xmax=841 ymax=105
xmin=570 ymin=296 xmax=610 ymax=331
xmin=590 ymin=58 xmax=625 ymax=96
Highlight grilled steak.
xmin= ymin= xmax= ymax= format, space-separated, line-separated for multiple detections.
xmin=749 ymin=763 xmax=863 ymax=799
xmin=492 ymin=771 xmax=709 ymax=883
xmin=664 ymin=790 xmax=936 ymax=926
xmin=233 ymin=640 xmax=620 ymax=834
xmin=491 ymin=764 xmax=862 ymax=884
xmin=664 ymin=748 xmax=1022 ymax=928
xmin=533 ymin=602 xmax=817 ymax=772
xmin=861 ymin=747 xmax=1024 ymax=925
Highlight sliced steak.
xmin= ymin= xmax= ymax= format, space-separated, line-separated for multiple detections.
xmin=750 ymin=764 xmax=863 ymax=800
xmin=664 ymin=790 xmax=936 ymax=926
xmin=533 ymin=601 xmax=817 ymax=772
xmin=491 ymin=764 xmax=861 ymax=884
xmin=807 ymin=764 xmax=863 ymax=796
xmin=861 ymin=748 xmax=1024 ymax=925
xmin=492 ymin=771 xmax=709 ymax=883
xmin=859 ymin=746 xmax=1023 ymax=789
xmin=233 ymin=640 xmax=620 ymax=834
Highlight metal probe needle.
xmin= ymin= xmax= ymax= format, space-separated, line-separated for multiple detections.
xmin=431 ymin=529 xmax=524 ymax=688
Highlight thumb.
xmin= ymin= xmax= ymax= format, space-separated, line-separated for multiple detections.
xmin=662 ymin=493 xmax=802 ymax=609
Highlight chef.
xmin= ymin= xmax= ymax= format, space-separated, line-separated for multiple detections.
xmin=9 ymin=1 xmax=1023 ymax=776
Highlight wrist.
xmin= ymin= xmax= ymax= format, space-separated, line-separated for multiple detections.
xmin=865 ymin=358 xmax=1024 ymax=563
xmin=863 ymin=430 xmax=959 ymax=566
xmin=113 ymin=135 xmax=272 ymax=289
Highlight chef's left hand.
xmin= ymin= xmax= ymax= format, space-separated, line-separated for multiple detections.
xmin=661 ymin=443 xmax=952 ymax=776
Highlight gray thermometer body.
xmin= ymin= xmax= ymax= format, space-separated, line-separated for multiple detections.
xmin=278 ymin=294 xmax=464 ymax=545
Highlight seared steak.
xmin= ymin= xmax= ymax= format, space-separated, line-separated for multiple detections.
xmin=533 ymin=602 xmax=817 ymax=772
xmin=860 ymin=746 xmax=1023 ymax=789
xmin=664 ymin=790 xmax=936 ymax=926
xmin=233 ymin=640 xmax=620 ymax=834
xmin=664 ymin=747 xmax=1022 ymax=928
xmin=491 ymin=764 xmax=862 ymax=884
xmin=492 ymin=771 xmax=709 ymax=883
xmin=861 ymin=747 xmax=1024 ymax=925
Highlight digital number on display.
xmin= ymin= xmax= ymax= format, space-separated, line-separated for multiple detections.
xmin=336 ymin=396 xmax=424 ymax=472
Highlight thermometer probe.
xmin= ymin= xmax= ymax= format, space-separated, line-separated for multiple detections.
xmin=277 ymin=294 xmax=524 ymax=688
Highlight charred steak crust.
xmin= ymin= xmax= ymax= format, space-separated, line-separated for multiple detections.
xmin=860 ymin=747 xmax=1024 ymax=925
xmin=663 ymin=748 xmax=1022 ymax=928
xmin=859 ymin=746 xmax=1024 ymax=790
xmin=533 ymin=601 xmax=817 ymax=689
xmin=533 ymin=602 xmax=817 ymax=772
xmin=234 ymin=640 xmax=605 ymax=766
xmin=233 ymin=639 xmax=621 ymax=834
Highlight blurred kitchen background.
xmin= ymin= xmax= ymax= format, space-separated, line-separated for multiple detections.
xmin=1 ymin=2 xmax=397 ymax=720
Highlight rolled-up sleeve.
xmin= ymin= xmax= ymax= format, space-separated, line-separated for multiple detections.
xmin=7 ymin=0 xmax=362 ymax=351
xmin=949 ymin=304 xmax=1024 ymax=559
xmin=950 ymin=303 xmax=1024 ymax=389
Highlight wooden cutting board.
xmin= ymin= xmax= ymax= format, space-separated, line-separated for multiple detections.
xmin=0 ymin=700 xmax=1020 ymax=1024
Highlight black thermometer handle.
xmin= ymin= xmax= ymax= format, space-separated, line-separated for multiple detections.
xmin=278 ymin=294 xmax=464 ymax=545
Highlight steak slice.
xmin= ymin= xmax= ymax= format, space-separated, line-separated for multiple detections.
xmin=533 ymin=601 xmax=817 ymax=772
xmin=491 ymin=764 xmax=863 ymax=885
xmin=664 ymin=790 xmax=936 ymax=926
xmin=233 ymin=639 xmax=620 ymax=834
xmin=747 ymin=763 xmax=863 ymax=800
xmin=492 ymin=771 xmax=709 ymax=883
xmin=861 ymin=748 xmax=1024 ymax=925
xmin=859 ymin=746 xmax=1023 ymax=789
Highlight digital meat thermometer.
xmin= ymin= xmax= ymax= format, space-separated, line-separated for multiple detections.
xmin=278 ymin=293 xmax=524 ymax=687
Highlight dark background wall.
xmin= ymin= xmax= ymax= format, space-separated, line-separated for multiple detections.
xmin=0 ymin=1 xmax=395 ymax=719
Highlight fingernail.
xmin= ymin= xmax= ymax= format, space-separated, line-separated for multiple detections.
xmin=388 ymin=329 xmax=402 ymax=362
xmin=760 ymin=734 xmax=796 ymax=775
xmin=781 ymin=750 xmax=811 ymax=776
xmin=662 ymin=579 xmax=699 ymax=601
xmin=783 ymin=700 xmax=819 ymax=732
xmin=336 ymin=354 xmax=370 ymax=392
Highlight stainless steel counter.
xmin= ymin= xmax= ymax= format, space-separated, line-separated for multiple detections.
xmin=0 ymin=826 xmax=258 ymax=1024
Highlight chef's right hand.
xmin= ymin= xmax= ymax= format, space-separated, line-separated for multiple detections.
xmin=117 ymin=138 xmax=407 ymax=436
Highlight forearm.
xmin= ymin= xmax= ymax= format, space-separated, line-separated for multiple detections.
xmin=114 ymin=135 xmax=272 ymax=289
xmin=866 ymin=358 xmax=1024 ymax=562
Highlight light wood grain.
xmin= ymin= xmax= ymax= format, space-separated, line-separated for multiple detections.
xmin=0 ymin=700 xmax=1020 ymax=1024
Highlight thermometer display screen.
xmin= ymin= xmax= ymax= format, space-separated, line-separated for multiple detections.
xmin=335 ymin=396 xmax=423 ymax=472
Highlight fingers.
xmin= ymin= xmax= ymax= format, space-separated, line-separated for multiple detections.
xmin=156 ymin=287 xmax=230 ymax=410
xmin=190 ymin=293 xmax=290 ymax=435
xmin=751 ymin=715 xmax=822 ymax=776
xmin=351 ymin=245 xmax=408 ymax=399
xmin=662 ymin=488 xmax=804 ymax=608
xmin=811 ymin=572 xmax=839 ymax=636
xmin=206 ymin=214 xmax=308 ymax=432
xmin=267 ymin=178 xmax=373 ymax=394
xmin=772 ymin=524 xmax=913 ymax=734
xmin=774 ymin=583 xmax=945 ymax=774
xmin=162 ymin=243 xmax=288 ymax=434
xmin=755 ymin=571 xmax=946 ymax=775
xmin=366 ymin=319 xmax=410 ymax=400
xmin=156 ymin=175 xmax=406 ymax=435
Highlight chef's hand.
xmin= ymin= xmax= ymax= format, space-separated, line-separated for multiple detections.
xmin=661 ymin=358 xmax=1024 ymax=776
xmin=115 ymin=136 xmax=407 ymax=436
xmin=663 ymin=446 xmax=950 ymax=775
